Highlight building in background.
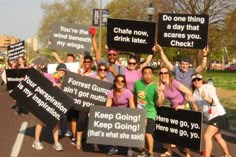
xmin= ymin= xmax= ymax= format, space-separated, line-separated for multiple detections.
xmin=25 ymin=37 xmax=38 ymax=52
xmin=0 ymin=35 xmax=20 ymax=52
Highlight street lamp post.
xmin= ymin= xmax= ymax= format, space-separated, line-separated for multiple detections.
xmin=146 ymin=3 xmax=154 ymax=22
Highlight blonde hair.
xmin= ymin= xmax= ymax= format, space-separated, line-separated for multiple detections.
xmin=158 ymin=66 xmax=174 ymax=90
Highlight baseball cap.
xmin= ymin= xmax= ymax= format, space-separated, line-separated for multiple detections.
xmin=56 ymin=63 xmax=67 ymax=71
xmin=107 ymin=49 xmax=118 ymax=55
xmin=191 ymin=73 xmax=203 ymax=80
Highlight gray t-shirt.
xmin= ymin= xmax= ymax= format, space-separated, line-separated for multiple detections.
xmin=99 ymin=60 xmax=125 ymax=83
xmin=173 ymin=65 xmax=195 ymax=89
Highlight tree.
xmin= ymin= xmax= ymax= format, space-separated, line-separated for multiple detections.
xmin=38 ymin=0 xmax=97 ymax=47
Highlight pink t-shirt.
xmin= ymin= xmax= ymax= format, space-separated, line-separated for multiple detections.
xmin=107 ymin=88 xmax=133 ymax=108
xmin=90 ymin=73 xmax=109 ymax=82
xmin=124 ymin=68 xmax=142 ymax=91
xmin=163 ymin=79 xmax=184 ymax=108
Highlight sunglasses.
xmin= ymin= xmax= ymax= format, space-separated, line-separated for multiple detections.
xmin=108 ymin=54 xmax=117 ymax=57
xmin=128 ymin=62 xmax=136 ymax=65
xmin=84 ymin=61 xmax=91 ymax=63
xmin=159 ymin=72 xmax=169 ymax=75
xmin=116 ymin=79 xmax=125 ymax=83
xmin=192 ymin=78 xmax=202 ymax=82
xmin=98 ymin=68 xmax=107 ymax=72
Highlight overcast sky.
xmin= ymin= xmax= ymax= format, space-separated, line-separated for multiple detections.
xmin=0 ymin=0 xmax=110 ymax=40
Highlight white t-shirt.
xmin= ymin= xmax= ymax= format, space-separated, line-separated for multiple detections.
xmin=193 ymin=84 xmax=226 ymax=120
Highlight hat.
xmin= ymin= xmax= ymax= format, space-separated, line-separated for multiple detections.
xmin=56 ymin=63 xmax=67 ymax=71
xmin=191 ymin=74 xmax=203 ymax=80
xmin=180 ymin=56 xmax=191 ymax=63
xmin=107 ymin=49 xmax=118 ymax=55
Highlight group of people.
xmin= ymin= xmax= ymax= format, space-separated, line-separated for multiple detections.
xmin=3 ymin=27 xmax=232 ymax=157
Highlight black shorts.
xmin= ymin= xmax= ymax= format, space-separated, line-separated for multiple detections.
xmin=66 ymin=109 xmax=78 ymax=121
xmin=209 ymin=114 xmax=230 ymax=130
xmin=77 ymin=111 xmax=88 ymax=131
xmin=146 ymin=118 xmax=155 ymax=134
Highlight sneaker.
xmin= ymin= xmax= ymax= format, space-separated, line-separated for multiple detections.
xmin=32 ymin=141 xmax=43 ymax=150
xmin=107 ymin=147 xmax=118 ymax=155
xmin=137 ymin=151 xmax=154 ymax=157
xmin=10 ymin=104 xmax=17 ymax=109
xmin=70 ymin=138 xmax=76 ymax=145
xmin=53 ymin=142 xmax=63 ymax=151
xmin=64 ymin=129 xmax=72 ymax=137
xmin=127 ymin=149 xmax=134 ymax=157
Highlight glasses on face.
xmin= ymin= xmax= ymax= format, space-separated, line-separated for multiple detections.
xmin=116 ymin=79 xmax=125 ymax=83
xmin=98 ymin=68 xmax=107 ymax=72
xmin=128 ymin=62 xmax=136 ymax=65
xmin=192 ymin=78 xmax=202 ymax=82
xmin=108 ymin=54 xmax=117 ymax=57
xmin=159 ymin=72 xmax=169 ymax=75
xmin=84 ymin=60 xmax=91 ymax=63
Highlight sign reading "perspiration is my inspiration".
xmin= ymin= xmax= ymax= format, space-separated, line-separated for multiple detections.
xmin=158 ymin=13 xmax=209 ymax=49
xmin=10 ymin=68 xmax=74 ymax=129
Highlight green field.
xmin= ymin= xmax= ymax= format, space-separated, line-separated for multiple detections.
xmin=203 ymin=71 xmax=236 ymax=90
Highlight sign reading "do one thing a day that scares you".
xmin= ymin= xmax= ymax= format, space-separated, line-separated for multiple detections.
xmin=158 ymin=13 xmax=209 ymax=49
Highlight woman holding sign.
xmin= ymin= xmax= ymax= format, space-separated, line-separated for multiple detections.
xmin=191 ymin=73 xmax=231 ymax=157
xmin=106 ymin=74 xmax=135 ymax=157
xmin=157 ymin=66 xmax=193 ymax=157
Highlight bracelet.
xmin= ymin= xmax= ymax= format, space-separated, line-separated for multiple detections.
xmin=203 ymin=55 xmax=207 ymax=57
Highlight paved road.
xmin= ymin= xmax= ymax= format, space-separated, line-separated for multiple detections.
xmin=0 ymin=85 xmax=236 ymax=157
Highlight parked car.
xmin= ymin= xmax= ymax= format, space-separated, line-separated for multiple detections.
xmin=225 ymin=64 xmax=236 ymax=71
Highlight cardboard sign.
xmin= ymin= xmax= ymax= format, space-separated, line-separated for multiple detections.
xmin=9 ymin=68 xmax=74 ymax=129
xmin=158 ymin=13 xmax=209 ymax=49
xmin=155 ymin=106 xmax=202 ymax=150
xmin=62 ymin=71 xmax=113 ymax=112
xmin=49 ymin=22 xmax=92 ymax=53
xmin=87 ymin=106 xmax=146 ymax=148
xmin=7 ymin=41 xmax=25 ymax=61
xmin=6 ymin=69 xmax=28 ymax=90
xmin=47 ymin=62 xmax=80 ymax=74
xmin=107 ymin=18 xmax=156 ymax=54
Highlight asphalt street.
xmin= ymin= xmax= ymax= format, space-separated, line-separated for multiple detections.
xmin=0 ymin=83 xmax=235 ymax=157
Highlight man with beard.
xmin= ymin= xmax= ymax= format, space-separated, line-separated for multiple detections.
xmin=90 ymin=27 xmax=124 ymax=82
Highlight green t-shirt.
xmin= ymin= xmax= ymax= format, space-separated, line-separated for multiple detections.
xmin=134 ymin=80 xmax=158 ymax=120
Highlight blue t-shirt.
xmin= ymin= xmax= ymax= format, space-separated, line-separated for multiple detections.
xmin=173 ymin=66 xmax=195 ymax=89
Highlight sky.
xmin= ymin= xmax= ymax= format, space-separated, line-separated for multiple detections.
xmin=0 ymin=0 xmax=111 ymax=40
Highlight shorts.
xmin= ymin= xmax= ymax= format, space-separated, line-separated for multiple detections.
xmin=146 ymin=118 xmax=155 ymax=134
xmin=209 ymin=114 xmax=230 ymax=130
xmin=77 ymin=111 xmax=88 ymax=131
xmin=66 ymin=109 xmax=78 ymax=121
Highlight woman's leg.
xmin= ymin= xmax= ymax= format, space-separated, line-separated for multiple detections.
xmin=214 ymin=130 xmax=230 ymax=156
xmin=204 ymin=125 xmax=219 ymax=157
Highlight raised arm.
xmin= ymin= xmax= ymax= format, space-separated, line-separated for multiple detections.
xmin=139 ymin=54 xmax=153 ymax=70
xmin=154 ymin=44 xmax=174 ymax=71
xmin=52 ymin=50 xmax=63 ymax=63
xmin=90 ymin=27 xmax=101 ymax=63
xmin=195 ymin=46 xmax=209 ymax=73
